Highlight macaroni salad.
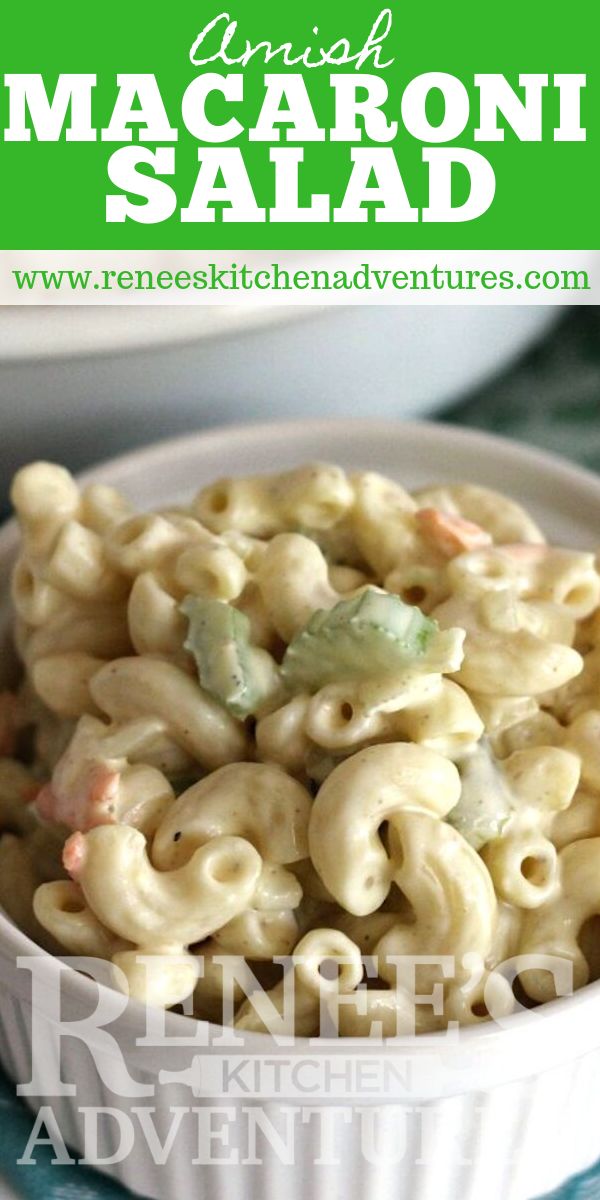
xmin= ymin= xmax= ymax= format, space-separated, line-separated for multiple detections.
xmin=1 ymin=460 xmax=600 ymax=1035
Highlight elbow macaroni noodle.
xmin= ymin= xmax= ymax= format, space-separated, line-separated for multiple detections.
xmin=1 ymin=458 xmax=600 ymax=1032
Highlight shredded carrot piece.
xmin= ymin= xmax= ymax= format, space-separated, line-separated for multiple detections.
xmin=416 ymin=507 xmax=493 ymax=558
xmin=36 ymin=766 xmax=120 ymax=832
xmin=63 ymin=831 xmax=87 ymax=879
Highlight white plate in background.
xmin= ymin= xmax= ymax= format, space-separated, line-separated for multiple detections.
xmin=0 ymin=305 xmax=314 ymax=362
xmin=0 ymin=303 xmax=555 ymax=366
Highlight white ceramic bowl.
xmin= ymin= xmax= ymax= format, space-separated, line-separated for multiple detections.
xmin=2 ymin=420 xmax=600 ymax=1200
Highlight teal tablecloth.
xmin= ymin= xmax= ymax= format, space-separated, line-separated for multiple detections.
xmin=445 ymin=307 xmax=600 ymax=473
xmin=2 ymin=307 xmax=600 ymax=1200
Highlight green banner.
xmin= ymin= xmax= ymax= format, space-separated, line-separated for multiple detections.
xmin=1 ymin=0 xmax=598 ymax=249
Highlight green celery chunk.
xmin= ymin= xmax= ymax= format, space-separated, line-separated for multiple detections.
xmin=281 ymin=587 xmax=438 ymax=692
xmin=447 ymin=742 xmax=513 ymax=850
xmin=181 ymin=596 xmax=279 ymax=719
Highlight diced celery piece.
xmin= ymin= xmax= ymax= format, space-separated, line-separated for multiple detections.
xmin=281 ymin=587 xmax=438 ymax=692
xmin=181 ymin=596 xmax=279 ymax=719
xmin=447 ymin=742 xmax=513 ymax=850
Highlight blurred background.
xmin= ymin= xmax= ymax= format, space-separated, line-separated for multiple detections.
xmin=0 ymin=305 xmax=598 ymax=512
